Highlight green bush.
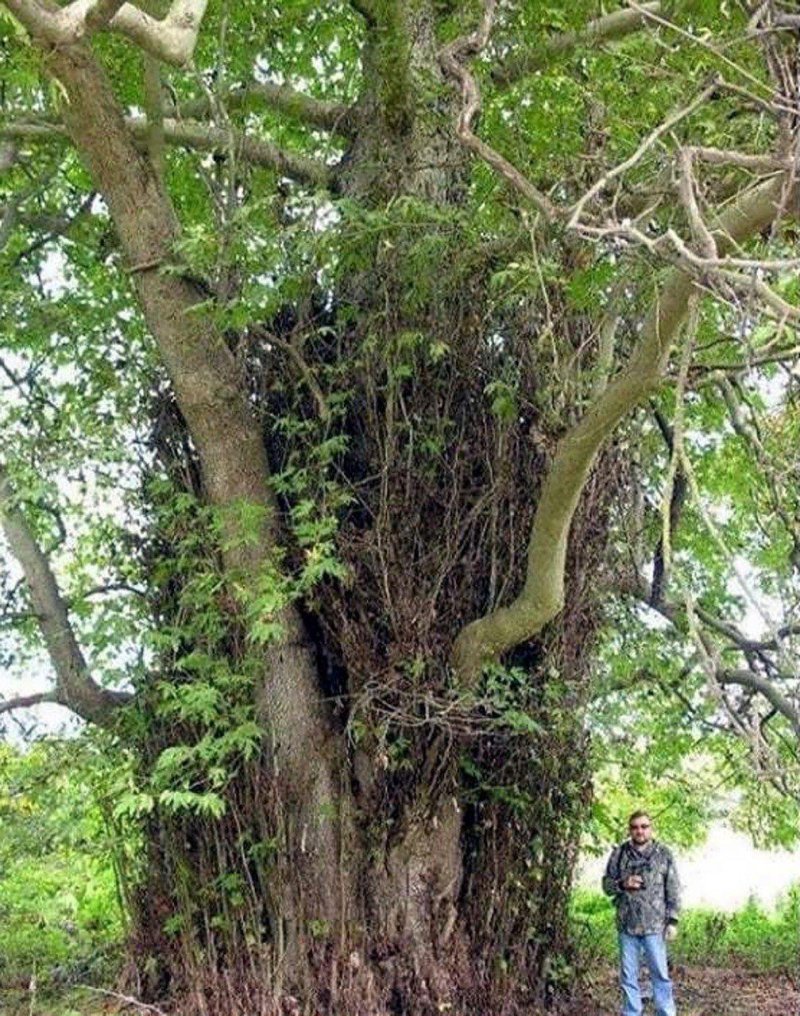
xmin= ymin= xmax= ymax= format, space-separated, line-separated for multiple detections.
xmin=0 ymin=741 xmax=123 ymax=991
xmin=571 ymin=886 xmax=800 ymax=972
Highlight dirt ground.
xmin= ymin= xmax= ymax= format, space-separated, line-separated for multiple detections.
xmin=559 ymin=965 xmax=799 ymax=1016
xmin=3 ymin=968 xmax=797 ymax=1015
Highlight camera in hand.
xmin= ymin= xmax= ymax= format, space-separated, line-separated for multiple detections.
xmin=628 ymin=858 xmax=651 ymax=889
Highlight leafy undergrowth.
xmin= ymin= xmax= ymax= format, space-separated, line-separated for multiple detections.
xmin=558 ymin=966 xmax=799 ymax=1016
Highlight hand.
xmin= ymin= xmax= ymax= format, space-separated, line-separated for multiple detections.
xmin=665 ymin=924 xmax=678 ymax=941
xmin=622 ymin=875 xmax=644 ymax=890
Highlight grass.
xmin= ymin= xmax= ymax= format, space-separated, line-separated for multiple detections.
xmin=570 ymin=884 xmax=800 ymax=972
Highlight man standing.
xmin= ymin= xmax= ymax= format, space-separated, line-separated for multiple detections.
xmin=602 ymin=810 xmax=681 ymax=1016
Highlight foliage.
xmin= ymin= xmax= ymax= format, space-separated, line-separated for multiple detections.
xmin=0 ymin=740 xmax=124 ymax=991
xmin=2 ymin=0 xmax=800 ymax=1013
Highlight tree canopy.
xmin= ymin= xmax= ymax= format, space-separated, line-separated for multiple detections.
xmin=1 ymin=1 xmax=799 ymax=1012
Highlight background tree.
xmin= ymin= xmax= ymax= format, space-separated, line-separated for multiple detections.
xmin=1 ymin=1 xmax=798 ymax=1013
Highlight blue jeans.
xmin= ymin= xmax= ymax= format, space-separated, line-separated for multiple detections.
xmin=618 ymin=931 xmax=676 ymax=1016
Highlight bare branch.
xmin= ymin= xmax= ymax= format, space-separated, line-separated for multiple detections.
xmin=677 ymin=148 xmax=717 ymax=259
xmin=767 ymin=13 xmax=800 ymax=31
xmin=0 ymin=465 xmax=131 ymax=726
xmin=0 ymin=690 xmax=60 ymax=715
xmin=687 ymin=146 xmax=788 ymax=172
xmin=495 ymin=2 xmax=662 ymax=86
xmin=568 ymin=80 xmax=719 ymax=229
xmin=3 ymin=0 xmax=209 ymax=66
xmin=688 ymin=345 xmax=800 ymax=376
xmin=615 ymin=572 xmax=800 ymax=741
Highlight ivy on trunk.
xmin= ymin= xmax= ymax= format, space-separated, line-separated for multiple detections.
xmin=1 ymin=2 xmax=799 ymax=1014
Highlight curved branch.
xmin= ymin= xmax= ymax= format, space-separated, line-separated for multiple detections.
xmin=0 ymin=466 xmax=131 ymax=726
xmin=440 ymin=0 xmax=558 ymax=221
xmin=494 ymin=2 xmax=662 ymax=86
xmin=452 ymin=173 xmax=790 ymax=683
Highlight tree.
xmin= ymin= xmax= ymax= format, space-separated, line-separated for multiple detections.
xmin=1 ymin=1 xmax=799 ymax=1012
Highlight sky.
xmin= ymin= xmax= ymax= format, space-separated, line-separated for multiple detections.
xmin=579 ymin=820 xmax=800 ymax=911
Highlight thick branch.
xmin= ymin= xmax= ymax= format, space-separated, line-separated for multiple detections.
xmin=84 ymin=0 xmax=126 ymax=32
xmin=173 ymin=82 xmax=353 ymax=135
xmin=452 ymin=173 xmax=789 ymax=683
xmin=0 ymin=690 xmax=60 ymax=715
xmin=4 ymin=0 xmax=208 ymax=66
xmin=718 ymin=669 xmax=800 ymax=739
xmin=35 ymin=33 xmax=344 ymax=832
xmin=494 ymin=2 xmax=662 ymax=86
xmin=1 ymin=118 xmax=332 ymax=189
xmin=142 ymin=119 xmax=333 ymax=188
xmin=0 ymin=466 xmax=131 ymax=726
xmin=43 ymin=42 xmax=275 ymax=568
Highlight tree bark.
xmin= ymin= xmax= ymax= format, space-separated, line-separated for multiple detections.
xmin=42 ymin=35 xmax=353 ymax=982
xmin=15 ymin=5 xmax=633 ymax=1013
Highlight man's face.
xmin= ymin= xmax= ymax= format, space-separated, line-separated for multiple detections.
xmin=629 ymin=815 xmax=653 ymax=846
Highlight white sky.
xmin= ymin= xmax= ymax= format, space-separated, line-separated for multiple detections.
xmin=578 ymin=820 xmax=800 ymax=911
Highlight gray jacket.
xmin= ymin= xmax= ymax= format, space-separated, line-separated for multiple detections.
xmin=602 ymin=839 xmax=681 ymax=935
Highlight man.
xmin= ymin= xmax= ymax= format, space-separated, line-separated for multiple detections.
xmin=602 ymin=810 xmax=681 ymax=1016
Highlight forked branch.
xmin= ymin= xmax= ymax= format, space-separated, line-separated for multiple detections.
xmin=0 ymin=465 xmax=131 ymax=725
xmin=3 ymin=0 xmax=208 ymax=66
xmin=616 ymin=572 xmax=800 ymax=741
xmin=0 ymin=690 xmax=60 ymax=715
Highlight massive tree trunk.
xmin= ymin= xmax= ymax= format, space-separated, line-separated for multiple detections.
xmin=4 ymin=0 xmax=795 ymax=1010
xmin=15 ymin=5 xmax=646 ymax=1015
